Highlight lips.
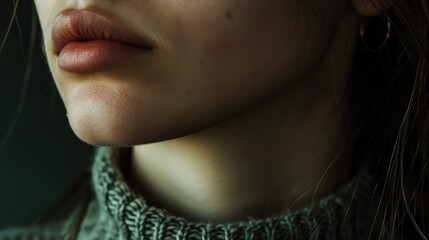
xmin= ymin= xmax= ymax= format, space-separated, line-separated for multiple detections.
xmin=51 ymin=9 xmax=155 ymax=73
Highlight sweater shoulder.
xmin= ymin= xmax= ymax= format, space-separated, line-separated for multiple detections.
xmin=0 ymin=200 xmax=111 ymax=240
xmin=0 ymin=221 xmax=70 ymax=240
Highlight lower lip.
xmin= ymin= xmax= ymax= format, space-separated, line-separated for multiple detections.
xmin=57 ymin=40 xmax=152 ymax=73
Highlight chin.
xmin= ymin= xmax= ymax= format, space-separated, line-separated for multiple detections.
xmin=63 ymin=78 xmax=272 ymax=147
xmin=70 ymin=123 xmax=168 ymax=147
xmin=63 ymin=87 xmax=180 ymax=146
xmin=66 ymin=105 xmax=226 ymax=147
xmin=68 ymin=114 xmax=171 ymax=147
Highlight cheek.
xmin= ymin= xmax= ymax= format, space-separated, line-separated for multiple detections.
xmin=34 ymin=0 xmax=54 ymax=31
xmin=171 ymin=1 xmax=327 ymax=97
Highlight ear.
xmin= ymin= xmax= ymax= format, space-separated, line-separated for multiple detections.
xmin=351 ymin=0 xmax=391 ymax=17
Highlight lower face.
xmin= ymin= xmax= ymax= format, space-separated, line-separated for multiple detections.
xmin=34 ymin=0 xmax=349 ymax=146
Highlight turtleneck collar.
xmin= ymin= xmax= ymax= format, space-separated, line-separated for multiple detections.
xmin=91 ymin=146 xmax=375 ymax=240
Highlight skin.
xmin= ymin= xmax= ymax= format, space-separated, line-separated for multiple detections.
xmin=34 ymin=0 xmax=388 ymax=223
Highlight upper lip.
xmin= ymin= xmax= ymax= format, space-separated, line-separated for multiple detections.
xmin=52 ymin=8 xmax=155 ymax=54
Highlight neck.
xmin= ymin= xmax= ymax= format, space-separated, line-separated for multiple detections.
xmin=129 ymin=11 xmax=358 ymax=224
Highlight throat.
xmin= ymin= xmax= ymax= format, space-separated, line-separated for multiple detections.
xmin=127 ymin=106 xmax=352 ymax=223
xmin=126 ymin=63 xmax=353 ymax=223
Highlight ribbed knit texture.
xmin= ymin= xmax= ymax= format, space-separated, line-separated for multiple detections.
xmin=0 ymin=147 xmax=376 ymax=240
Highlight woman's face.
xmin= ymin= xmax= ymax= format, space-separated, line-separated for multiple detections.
xmin=34 ymin=0 xmax=351 ymax=146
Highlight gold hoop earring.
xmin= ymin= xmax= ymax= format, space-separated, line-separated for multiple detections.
xmin=359 ymin=15 xmax=391 ymax=52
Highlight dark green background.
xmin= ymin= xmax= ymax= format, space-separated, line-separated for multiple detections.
xmin=0 ymin=2 xmax=93 ymax=228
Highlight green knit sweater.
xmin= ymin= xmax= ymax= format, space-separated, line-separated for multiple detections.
xmin=0 ymin=147 xmax=376 ymax=240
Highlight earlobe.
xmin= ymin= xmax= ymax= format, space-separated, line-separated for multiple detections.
xmin=351 ymin=0 xmax=391 ymax=17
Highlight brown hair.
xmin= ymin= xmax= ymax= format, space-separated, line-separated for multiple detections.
xmin=349 ymin=0 xmax=429 ymax=238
